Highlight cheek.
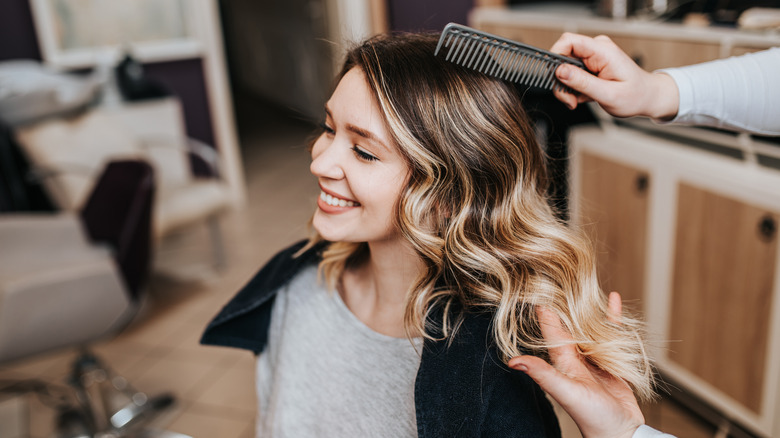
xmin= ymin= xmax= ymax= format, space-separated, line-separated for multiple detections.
xmin=370 ymin=172 xmax=408 ymax=211
xmin=310 ymin=135 xmax=327 ymax=161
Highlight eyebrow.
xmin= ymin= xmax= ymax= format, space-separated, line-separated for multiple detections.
xmin=325 ymin=105 xmax=390 ymax=152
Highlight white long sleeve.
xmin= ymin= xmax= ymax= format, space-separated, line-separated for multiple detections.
xmin=632 ymin=424 xmax=677 ymax=438
xmin=658 ymin=47 xmax=780 ymax=136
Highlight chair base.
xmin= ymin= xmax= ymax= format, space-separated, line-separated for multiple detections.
xmin=0 ymin=350 xmax=184 ymax=438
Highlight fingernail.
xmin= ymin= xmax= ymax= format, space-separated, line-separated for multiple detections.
xmin=509 ymin=359 xmax=528 ymax=372
xmin=557 ymin=64 xmax=571 ymax=80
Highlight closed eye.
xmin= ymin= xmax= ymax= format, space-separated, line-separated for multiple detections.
xmin=352 ymin=145 xmax=378 ymax=162
xmin=320 ymin=122 xmax=335 ymax=135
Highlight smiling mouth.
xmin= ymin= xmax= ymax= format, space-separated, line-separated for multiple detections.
xmin=320 ymin=191 xmax=360 ymax=207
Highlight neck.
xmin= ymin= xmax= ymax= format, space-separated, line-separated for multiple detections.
xmin=340 ymin=238 xmax=424 ymax=338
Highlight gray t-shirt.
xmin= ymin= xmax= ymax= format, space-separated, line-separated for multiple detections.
xmin=256 ymin=266 xmax=422 ymax=437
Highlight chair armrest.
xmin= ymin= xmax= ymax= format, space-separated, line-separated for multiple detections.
xmin=139 ymin=135 xmax=222 ymax=178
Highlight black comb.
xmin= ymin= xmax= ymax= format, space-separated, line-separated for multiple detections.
xmin=435 ymin=23 xmax=587 ymax=92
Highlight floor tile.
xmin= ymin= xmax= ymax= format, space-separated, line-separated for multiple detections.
xmin=192 ymin=352 xmax=257 ymax=416
xmin=0 ymin=348 xmax=79 ymax=380
xmin=129 ymin=354 xmax=219 ymax=404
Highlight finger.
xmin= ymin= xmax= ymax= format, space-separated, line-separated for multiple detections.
xmin=537 ymin=306 xmax=573 ymax=343
xmin=607 ymin=292 xmax=623 ymax=324
xmin=554 ymin=89 xmax=593 ymax=108
xmin=550 ymin=32 xmax=600 ymax=60
xmin=555 ymin=33 xmax=606 ymax=61
xmin=555 ymin=64 xmax=613 ymax=102
xmin=576 ymin=94 xmax=594 ymax=105
xmin=508 ymin=355 xmax=584 ymax=411
xmin=537 ymin=306 xmax=582 ymax=371
xmin=552 ymin=85 xmax=577 ymax=110
xmin=550 ymin=32 xmax=577 ymax=56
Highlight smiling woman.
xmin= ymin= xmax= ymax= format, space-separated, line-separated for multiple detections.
xmin=201 ymin=32 xmax=654 ymax=438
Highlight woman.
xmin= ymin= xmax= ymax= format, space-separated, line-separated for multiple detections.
xmin=202 ymin=32 xmax=653 ymax=437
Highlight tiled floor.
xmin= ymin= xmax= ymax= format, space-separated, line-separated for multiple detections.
xmin=0 ymin=98 xmax=719 ymax=437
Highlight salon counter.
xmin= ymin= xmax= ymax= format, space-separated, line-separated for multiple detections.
xmin=469 ymin=5 xmax=780 ymax=71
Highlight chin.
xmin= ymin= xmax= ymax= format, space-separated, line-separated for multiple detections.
xmin=312 ymin=214 xmax=347 ymax=242
xmin=312 ymin=211 xmax=399 ymax=244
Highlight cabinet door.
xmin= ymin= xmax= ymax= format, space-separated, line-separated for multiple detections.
xmin=669 ymin=183 xmax=779 ymax=415
xmin=578 ymin=153 xmax=650 ymax=313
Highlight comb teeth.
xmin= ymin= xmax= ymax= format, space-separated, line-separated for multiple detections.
xmin=435 ymin=23 xmax=585 ymax=93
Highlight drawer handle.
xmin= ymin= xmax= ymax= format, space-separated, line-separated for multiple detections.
xmin=759 ymin=215 xmax=777 ymax=242
xmin=635 ymin=174 xmax=650 ymax=194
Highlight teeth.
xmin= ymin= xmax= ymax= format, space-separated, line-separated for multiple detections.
xmin=320 ymin=191 xmax=358 ymax=207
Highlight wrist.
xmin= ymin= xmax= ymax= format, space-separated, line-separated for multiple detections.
xmin=644 ymin=72 xmax=679 ymax=120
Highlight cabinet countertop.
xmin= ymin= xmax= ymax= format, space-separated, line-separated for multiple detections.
xmin=471 ymin=5 xmax=780 ymax=48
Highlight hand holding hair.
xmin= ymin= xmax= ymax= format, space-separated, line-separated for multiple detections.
xmin=550 ymin=32 xmax=679 ymax=120
xmin=508 ymin=292 xmax=645 ymax=438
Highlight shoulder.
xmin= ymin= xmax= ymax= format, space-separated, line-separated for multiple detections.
xmin=416 ymin=311 xmax=560 ymax=437
xmin=200 ymin=240 xmax=327 ymax=353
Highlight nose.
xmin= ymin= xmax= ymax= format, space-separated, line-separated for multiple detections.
xmin=310 ymin=135 xmax=345 ymax=180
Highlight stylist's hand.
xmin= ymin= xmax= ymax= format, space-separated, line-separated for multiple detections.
xmin=550 ymin=32 xmax=679 ymax=120
xmin=508 ymin=292 xmax=644 ymax=438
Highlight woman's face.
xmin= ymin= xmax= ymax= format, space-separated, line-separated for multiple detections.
xmin=310 ymin=68 xmax=409 ymax=245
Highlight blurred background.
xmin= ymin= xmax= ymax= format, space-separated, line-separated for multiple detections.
xmin=1 ymin=0 xmax=779 ymax=437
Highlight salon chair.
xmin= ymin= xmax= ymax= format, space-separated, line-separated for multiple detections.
xmin=13 ymin=98 xmax=232 ymax=270
xmin=0 ymin=160 xmax=179 ymax=436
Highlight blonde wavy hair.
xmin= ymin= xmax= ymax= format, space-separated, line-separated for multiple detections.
xmin=307 ymin=33 xmax=654 ymax=401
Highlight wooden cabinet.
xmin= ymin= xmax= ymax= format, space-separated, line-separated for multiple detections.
xmin=475 ymin=21 xmax=724 ymax=70
xmin=578 ymin=153 xmax=650 ymax=313
xmin=569 ymin=123 xmax=780 ymax=437
xmin=669 ymin=184 xmax=778 ymax=415
xmin=605 ymin=36 xmax=721 ymax=70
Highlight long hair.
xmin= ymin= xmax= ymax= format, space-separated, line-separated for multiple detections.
xmin=308 ymin=32 xmax=653 ymax=401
